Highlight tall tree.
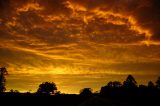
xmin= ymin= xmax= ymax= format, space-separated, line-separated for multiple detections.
xmin=155 ymin=77 xmax=160 ymax=89
xmin=148 ymin=81 xmax=155 ymax=88
xmin=123 ymin=75 xmax=137 ymax=88
xmin=0 ymin=67 xmax=8 ymax=92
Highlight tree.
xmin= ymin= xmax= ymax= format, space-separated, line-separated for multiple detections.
xmin=139 ymin=84 xmax=147 ymax=89
xmin=37 ymin=82 xmax=57 ymax=94
xmin=10 ymin=89 xmax=19 ymax=93
xmin=148 ymin=81 xmax=155 ymax=88
xmin=107 ymin=81 xmax=122 ymax=88
xmin=107 ymin=81 xmax=113 ymax=88
xmin=80 ymin=88 xmax=93 ymax=96
xmin=0 ymin=67 xmax=8 ymax=93
xmin=123 ymin=75 xmax=137 ymax=88
xmin=113 ymin=81 xmax=122 ymax=88
xmin=155 ymin=77 xmax=160 ymax=89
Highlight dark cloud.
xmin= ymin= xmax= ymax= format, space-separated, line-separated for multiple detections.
xmin=67 ymin=0 xmax=160 ymax=40
xmin=37 ymin=0 xmax=70 ymax=15
xmin=130 ymin=0 xmax=160 ymax=40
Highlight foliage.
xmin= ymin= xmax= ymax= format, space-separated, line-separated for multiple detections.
xmin=148 ymin=81 xmax=155 ymax=88
xmin=107 ymin=81 xmax=122 ymax=88
xmin=37 ymin=82 xmax=57 ymax=94
xmin=80 ymin=88 xmax=92 ymax=96
xmin=156 ymin=77 xmax=160 ymax=89
xmin=123 ymin=75 xmax=137 ymax=88
xmin=0 ymin=67 xmax=8 ymax=92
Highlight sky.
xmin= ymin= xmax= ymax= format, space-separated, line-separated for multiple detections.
xmin=0 ymin=0 xmax=160 ymax=93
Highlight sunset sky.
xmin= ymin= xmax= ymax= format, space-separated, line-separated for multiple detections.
xmin=0 ymin=0 xmax=160 ymax=93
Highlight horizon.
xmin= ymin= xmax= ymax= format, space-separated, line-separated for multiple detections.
xmin=0 ymin=0 xmax=160 ymax=94
xmin=5 ymin=73 xmax=159 ymax=94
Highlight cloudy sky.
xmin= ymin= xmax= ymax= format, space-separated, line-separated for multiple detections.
xmin=0 ymin=0 xmax=160 ymax=93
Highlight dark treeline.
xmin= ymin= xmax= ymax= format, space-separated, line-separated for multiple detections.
xmin=0 ymin=67 xmax=160 ymax=106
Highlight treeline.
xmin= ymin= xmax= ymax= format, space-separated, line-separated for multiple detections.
xmin=1 ymin=67 xmax=160 ymax=97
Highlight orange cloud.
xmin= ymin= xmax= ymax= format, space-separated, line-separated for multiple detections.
xmin=16 ymin=2 xmax=44 ymax=13
xmin=0 ymin=0 xmax=160 ymax=93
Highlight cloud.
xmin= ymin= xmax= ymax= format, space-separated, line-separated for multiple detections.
xmin=0 ymin=0 xmax=160 ymax=93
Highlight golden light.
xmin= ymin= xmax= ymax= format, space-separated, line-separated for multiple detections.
xmin=16 ymin=2 xmax=44 ymax=13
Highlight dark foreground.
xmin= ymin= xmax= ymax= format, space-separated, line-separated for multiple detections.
xmin=0 ymin=92 xmax=160 ymax=106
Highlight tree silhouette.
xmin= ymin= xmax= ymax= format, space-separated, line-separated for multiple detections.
xmin=107 ymin=81 xmax=113 ymax=88
xmin=0 ymin=67 xmax=8 ymax=93
xmin=107 ymin=81 xmax=122 ymax=88
xmin=148 ymin=81 xmax=155 ymax=88
xmin=37 ymin=82 xmax=57 ymax=94
xmin=80 ymin=88 xmax=92 ymax=96
xmin=139 ymin=84 xmax=147 ymax=89
xmin=123 ymin=75 xmax=137 ymax=88
xmin=155 ymin=77 xmax=160 ymax=89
